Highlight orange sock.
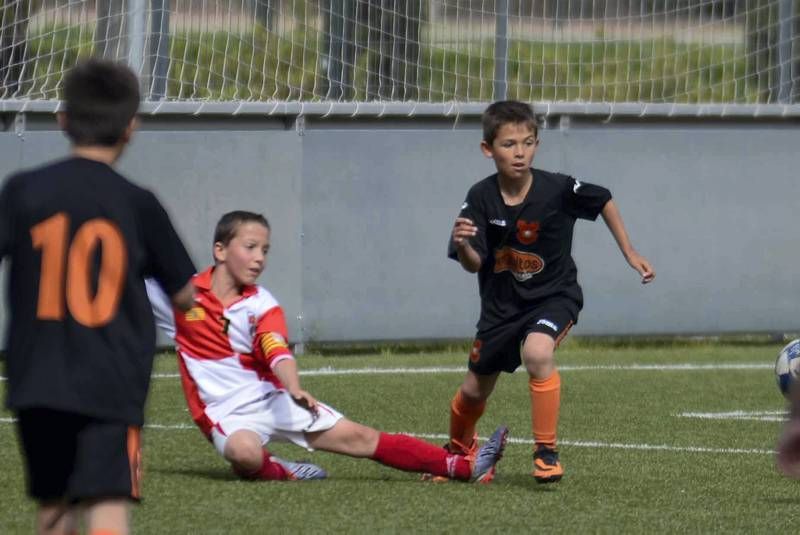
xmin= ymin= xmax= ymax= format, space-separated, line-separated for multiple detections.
xmin=529 ymin=370 xmax=561 ymax=449
xmin=449 ymin=389 xmax=486 ymax=453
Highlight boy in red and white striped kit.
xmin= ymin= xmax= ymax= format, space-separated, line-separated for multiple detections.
xmin=148 ymin=210 xmax=507 ymax=483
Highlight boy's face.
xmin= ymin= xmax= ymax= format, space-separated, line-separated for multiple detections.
xmin=481 ymin=122 xmax=539 ymax=181
xmin=213 ymin=222 xmax=271 ymax=287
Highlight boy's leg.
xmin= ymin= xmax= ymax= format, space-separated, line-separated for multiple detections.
xmin=449 ymin=370 xmax=498 ymax=455
xmin=220 ymin=429 xmax=295 ymax=481
xmin=36 ymin=502 xmax=76 ymax=535
xmin=522 ymin=311 xmax=574 ymax=483
xmin=523 ymin=332 xmax=560 ymax=449
xmin=306 ymin=418 xmax=507 ymax=482
xmin=83 ymin=498 xmax=130 ymax=535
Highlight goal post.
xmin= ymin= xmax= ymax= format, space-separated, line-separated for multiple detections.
xmin=1 ymin=0 xmax=798 ymax=117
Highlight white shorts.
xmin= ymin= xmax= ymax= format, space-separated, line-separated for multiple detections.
xmin=210 ymin=390 xmax=344 ymax=455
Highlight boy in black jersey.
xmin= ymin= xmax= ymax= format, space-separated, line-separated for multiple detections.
xmin=446 ymin=100 xmax=655 ymax=483
xmin=0 ymin=60 xmax=195 ymax=534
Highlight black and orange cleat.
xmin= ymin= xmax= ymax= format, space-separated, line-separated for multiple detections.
xmin=532 ymin=445 xmax=563 ymax=483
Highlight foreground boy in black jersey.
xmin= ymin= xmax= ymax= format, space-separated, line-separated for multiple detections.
xmin=445 ymin=101 xmax=655 ymax=483
xmin=0 ymin=60 xmax=196 ymax=534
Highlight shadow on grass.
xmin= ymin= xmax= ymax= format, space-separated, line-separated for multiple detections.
xmin=151 ymin=466 xmax=235 ymax=481
xmin=498 ymin=472 xmax=563 ymax=491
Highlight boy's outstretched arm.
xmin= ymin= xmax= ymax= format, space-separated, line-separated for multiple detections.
xmin=600 ymin=200 xmax=655 ymax=284
xmin=271 ymin=350 xmax=318 ymax=413
xmin=171 ymin=281 xmax=196 ymax=311
xmin=777 ymin=383 xmax=800 ymax=478
xmin=452 ymin=217 xmax=482 ymax=273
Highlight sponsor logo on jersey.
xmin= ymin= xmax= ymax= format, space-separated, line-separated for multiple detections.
xmin=494 ymin=247 xmax=545 ymax=281
xmin=461 ymin=201 xmax=469 ymax=210
xmin=489 ymin=219 xmax=507 ymax=227
xmin=516 ymin=219 xmax=540 ymax=245
xmin=185 ymin=307 xmax=206 ymax=321
xmin=573 ymin=179 xmax=582 ymax=193
xmin=536 ymin=318 xmax=558 ymax=331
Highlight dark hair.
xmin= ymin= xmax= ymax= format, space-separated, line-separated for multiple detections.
xmin=214 ymin=211 xmax=270 ymax=246
xmin=482 ymin=100 xmax=538 ymax=145
xmin=62 ymin=59 xmax=140 ymax=146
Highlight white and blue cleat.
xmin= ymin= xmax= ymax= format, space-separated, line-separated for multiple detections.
xmin=470 ymin=425 xmax=509 ymax=483
xmin=271 ymin=456 xmax=328 ymax=481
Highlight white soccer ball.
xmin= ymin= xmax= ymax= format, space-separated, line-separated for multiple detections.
xmin=775 ymin=339 xmax=800 ymax=398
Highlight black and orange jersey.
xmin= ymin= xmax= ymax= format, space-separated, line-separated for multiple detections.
xmin=0 ymin=156 xmax=195 ymax=425
xmin=448 ymin=168 xmax=611 ymax=330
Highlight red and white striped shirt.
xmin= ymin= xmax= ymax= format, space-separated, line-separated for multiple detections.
xmin=147 ymin=267 xmax=294 ymax=437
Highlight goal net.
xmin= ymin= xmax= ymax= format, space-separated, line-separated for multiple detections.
xmin=1 ymin=1 xmax=798 ymax=114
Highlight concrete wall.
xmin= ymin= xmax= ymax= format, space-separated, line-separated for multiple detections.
xmin=1 ymin=114 xmax=798 ymax=343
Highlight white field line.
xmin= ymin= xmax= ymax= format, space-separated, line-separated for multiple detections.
xmin=0 ymin=362 xmax=773 ymax=382
xmin=0 ymin=418 xmax=776 ymax=455
xmin=142 ymin=362 xmax=773 ymax=379
xmin=410 ymin=433 xmax=776 ymax=455
xmin=677 ymin=410 xmax=787 ymax=422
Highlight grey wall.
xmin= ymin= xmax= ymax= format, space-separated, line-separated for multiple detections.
xmin=1 ymin=114 xmax=798 ymax=343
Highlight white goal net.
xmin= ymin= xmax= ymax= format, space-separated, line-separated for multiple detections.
xmin=1 ymin=0 xmax=798 ymax=115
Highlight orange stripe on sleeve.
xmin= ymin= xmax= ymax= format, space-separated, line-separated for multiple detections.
xmin=127 ymin=426 xmax=142 ymax=500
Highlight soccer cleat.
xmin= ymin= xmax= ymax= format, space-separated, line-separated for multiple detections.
xmin=532 ymin=445 xmax=563 ymax=483
xmin=270 ymin=456 xmax=328 ymax=481
xmin=470 ymin=426 xmax=509 ymax=483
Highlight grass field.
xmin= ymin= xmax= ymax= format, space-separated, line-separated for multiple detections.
xmin=0 ymin=340 xmax=796 ymax=533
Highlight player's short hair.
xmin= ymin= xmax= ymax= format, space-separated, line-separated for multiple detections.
xmin=482 ymin=100 xmax=538 ymax=145
xmin=214 ymin=211 xmax=271 ymax=246
xmin=62 ymin=59 xmax=140 ymax=147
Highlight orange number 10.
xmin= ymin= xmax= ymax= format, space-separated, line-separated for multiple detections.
xmin=31 ymin=213 xmax=128 ymax=327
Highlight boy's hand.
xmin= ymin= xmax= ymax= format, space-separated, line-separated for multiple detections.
xmin=626 ymin=251 xmax=655 ymax=284
xmin=289 ymin=388 xmax=319 ymax=414
xmin=452 ymin=217 xmax=478 ymax=248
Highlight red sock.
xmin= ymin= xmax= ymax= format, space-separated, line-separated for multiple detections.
xmin=233 ymin=450 xmax=290 ymax=481
xmin=371 ymin=433 xmax=471 ymax=480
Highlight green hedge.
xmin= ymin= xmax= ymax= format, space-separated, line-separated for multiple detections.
xmin=18 ymin=25 xmax=758 ymax=103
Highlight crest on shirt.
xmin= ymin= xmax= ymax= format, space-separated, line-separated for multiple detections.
xmin=516 ymin=220 xmax=540 ymax=245
xmin=248 ymin=313 xmax=257 ymax=338
xmin=494 ymin=247 xmax=545 ymax=281
xmin=184 ymin=307 xmax=206 ymax=321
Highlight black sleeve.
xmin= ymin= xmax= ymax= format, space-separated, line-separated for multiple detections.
xmin=562 ymin=176 xmax=612 ymax=221
xmin=0 ymin=175 xmax=18 ymax=259
xmin=139 ymin=190 xmax=196 ymax=296
xmin=447 ymin=186 xmax=488 ymax=262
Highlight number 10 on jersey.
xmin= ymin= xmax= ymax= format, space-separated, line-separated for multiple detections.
xmin=30 ymin=212 xmax=127 ymax=328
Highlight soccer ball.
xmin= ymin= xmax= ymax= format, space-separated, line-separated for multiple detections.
xmin=775 ymin=339 xmax=800 ymax=398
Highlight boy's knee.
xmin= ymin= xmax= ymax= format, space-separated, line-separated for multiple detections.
xmin=352 ymin=424 xmax=380 ymax=451
xmin=521 ymin=334 xmax=556 ymax=376
xmin=223 ymin=433 xmax=263 ymax=468
xmin=459 ymin=385 xmax=487 ymax=404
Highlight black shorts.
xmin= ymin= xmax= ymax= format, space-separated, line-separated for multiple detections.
xmin=16 ymin=408 xmax=141 ymax=503
xmin=468 ymin=298 xmax=578 ymax=375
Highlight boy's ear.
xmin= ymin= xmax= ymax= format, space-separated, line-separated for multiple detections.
xmin=213 ymin=241 xmax=226 ymax=263
xmin=120 ymin=117 xmax=139 ymax=144
xmin=480 ymin=140 xmax=494 ymax=159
